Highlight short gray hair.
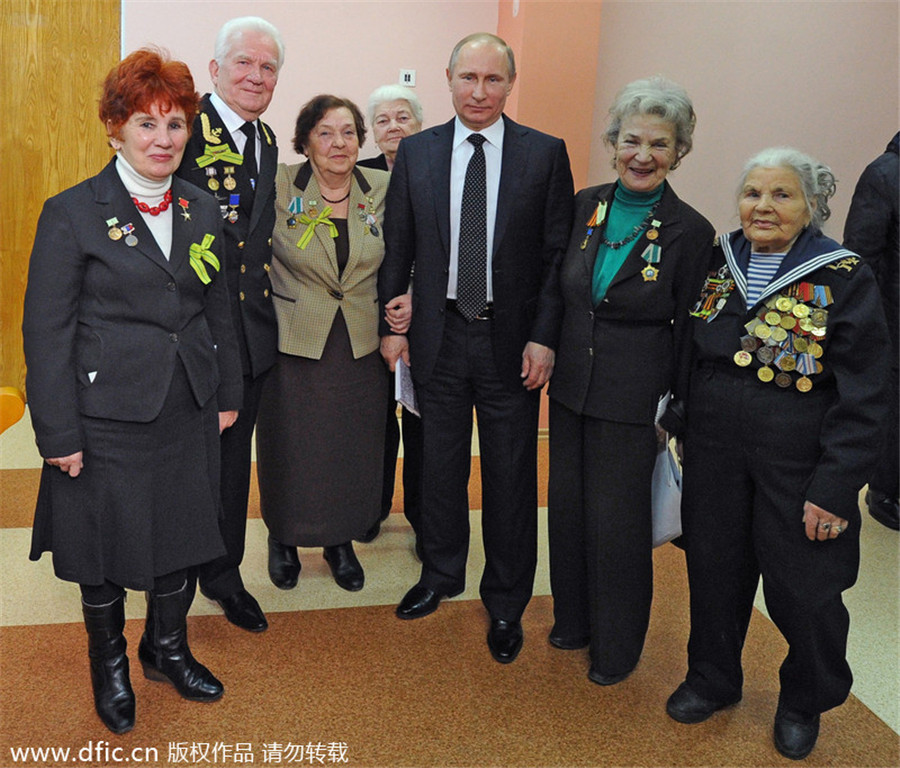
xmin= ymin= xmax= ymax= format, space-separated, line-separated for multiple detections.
xmin=214 ymin=17 xmax=284 ymax=71
xmin=604 ymin=76 xmax=696 ymax=170
xmin=367 ymin=84 xmax=424 ymax=128
xmin=448 ymin=33 xmax=516 ymax=80
xmin=737 ymin=147 xmax=837 ymax=232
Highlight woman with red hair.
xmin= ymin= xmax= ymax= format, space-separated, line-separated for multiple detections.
xmin=23 ymin=49 xmax=242 ymax=734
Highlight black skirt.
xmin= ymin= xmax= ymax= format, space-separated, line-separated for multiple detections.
xmin=256 ymin=311 xmax=387 ymax=546
xmin=29 ymin=360 xmax=226 ymax=590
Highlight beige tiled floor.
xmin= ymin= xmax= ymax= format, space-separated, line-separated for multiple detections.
xmin=1 ymin=408 xmax=897 ymax=732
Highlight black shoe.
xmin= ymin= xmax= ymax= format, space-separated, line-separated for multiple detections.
xmin=82 ymin=596 xmax=135 ymax=734
xmin=395 ymin=583 xmax=462 ymax=619
xmin=866 ymin=488 xmax=900 ymax=530
xmin=666 ymin=681 xmax=741 ymax=724
xmin=774 ymin=704 xmax=820 ymax=760
xmin=323 ymin=542 xmax=364 ymax=592
xmin=215 ymin=589 xmax=267 ymax=632
xmin=548 ymin=625 xmax=590 ymax=650
xmin=267 ymin=536 xmax=301 ymax=590
xmin=139 ymin=582 xmax=223 ymax=702
xmin=588 ymin=666 xmax=632 ymax=686
xmin=487 ymin=619 xmax=524 ymax=664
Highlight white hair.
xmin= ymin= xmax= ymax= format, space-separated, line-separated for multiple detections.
xmin=738 ymin=147 xmax=837 ymax=232
xmin=367 ymin=84 xmax=424 ymax=128
xmin=214 ymin=17 xmax=284 ymax=71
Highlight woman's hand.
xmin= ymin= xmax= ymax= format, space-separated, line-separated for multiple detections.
xmin=802 ymin=500 xmax=849 ymax=541
xmin=385 ymin=293 xmax=412 ymax=334
xmin=46 ymin=452 xmax=83 ymax=478
xmin=219 ymin=410 xmax=239 ymax=434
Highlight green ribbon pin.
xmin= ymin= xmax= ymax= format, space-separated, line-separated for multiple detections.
xmin=195 ymin=144 xmax=244 ymax=168
xmin=296 ymin=206 xmax=338 ymax=250
xmin=189 ymin=234 xmax=221 ymax=284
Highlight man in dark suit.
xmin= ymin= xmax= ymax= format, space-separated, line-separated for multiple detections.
xmin=175 ymin=16 xmax=283 ymax=632
xmin=378 ymin=32 xmax=574 ymax=663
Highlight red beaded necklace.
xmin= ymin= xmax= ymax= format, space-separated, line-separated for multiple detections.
xmin=132 ymin=188 xmax=172 ymax=216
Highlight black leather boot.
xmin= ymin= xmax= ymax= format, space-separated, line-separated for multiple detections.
xmin=82 ymin=596 xmax=135 ymax=734
xmin=323 ymin=542 xmax=364 ymax=591
xmin=138 ymin=581 xmax=223 ymax=702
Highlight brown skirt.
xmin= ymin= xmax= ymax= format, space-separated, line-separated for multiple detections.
xmin=256 ymin=312 xmax=387 ymax=546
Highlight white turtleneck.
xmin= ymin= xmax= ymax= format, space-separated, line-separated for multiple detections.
xmin=114 ymin=153 xmax=174 ymax=259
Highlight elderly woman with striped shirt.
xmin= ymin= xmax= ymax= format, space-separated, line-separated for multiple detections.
xmin=665 ymin=147 xmax=889 ymax=761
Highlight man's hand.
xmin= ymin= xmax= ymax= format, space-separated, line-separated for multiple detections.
xmin=385 ymin=293 xmax=412 ymax=334
xmin=521 ymin=342 xmax=555 ymax=390
xmin=381 ymin=335 xmax=410 ymax=372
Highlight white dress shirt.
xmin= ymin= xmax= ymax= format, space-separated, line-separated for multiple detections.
xmin=447 ymin=116 xmax=504 ymax=301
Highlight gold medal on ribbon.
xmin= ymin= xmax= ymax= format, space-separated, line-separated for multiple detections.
xmin=206 ymin=167 xmax=219 ymax=191
xmin=733 ymin=350 xmax=753 ymax=367
xmin=775 ymin=296 xmax=793 ymax=312
xmin=641 ymin=264 xmax=658 ymax=281
xmin=765 ymin=311 xmax=781 ymax=326
xmin=796 ymin=376 xmax=813 ymax=393
xmin=223 ymin=166 xmax=237 ymax=191
xmin=758 ymin=366 xmax=775 ymax=383
xmin=792 ymin=303 xmax=810 ymax=319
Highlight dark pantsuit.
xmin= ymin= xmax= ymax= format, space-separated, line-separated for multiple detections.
xmin=418 ymin=310 xmax=539 ymax=621
xmin=548 ymin=400 xmax=657 ymax=675
xmin=197 ymin=371 xmax=268 ymax=599
xmin=681 ymin=369 xmax=859 ymax=715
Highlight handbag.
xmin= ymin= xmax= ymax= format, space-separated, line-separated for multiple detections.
xmin=651 ymin=442 xmax=683 ymax=548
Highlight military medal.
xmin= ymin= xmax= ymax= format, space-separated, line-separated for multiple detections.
xmin=639 ymin=241 xmax=662 ymax=281
xmin=227 ymin=193 xmax=240 ymax=223
xmin=223 ymin=166 xmax=237 ymax=191
xmin=580 ymin=201 xmax=608 ymax=250
xmin=206 ymin=167 xmax=219 ymax=191
xmin=178 ymin=197 xmax=191 ymax=221
xmin=106 ymin=217 xmax=122 ymax=241
xmin=775 ymin=372 xmax=792 ymax=388
xmin=796 ymin=376 xmax=813 ymax=392
xmin=646 ymin=219 xmax=661 ymax=241
xmin=757 ymin=346 xmax=775 ymax=365
xmin=121 ymin=223 xmax=137 ymax=246
xmin=288 ymin=197 xmax=303 ymax=228
xmin=733 ymin=350 xmax=752 ymax=367
xmin=757 ymin=366 xmax=774 ymax=383
xmin=740 ymin=335 xmax=759 ymax=353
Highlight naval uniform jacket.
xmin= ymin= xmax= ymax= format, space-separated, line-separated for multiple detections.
xmin=549 ymin=181 xmax=714 ymax=424
xmin=176 ymin=94 xmax=279 ymax=378
xmin=686 ymin=228 xmax=889 ymax=520
xmin=270 ymin=162 xmax=390 ymax=359
xmin=23 ymin=158 xmax=243 ymax=459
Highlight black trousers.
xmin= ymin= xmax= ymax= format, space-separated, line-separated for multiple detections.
xmin=382 ymin=382 xmax=423 ymax=532
xmin=196 ymin=370 xmax=268 ymax=599
xmin=416 ymin=311 xmax=540 ymax=621
xmin=681 ymin=368 xmax=859 ymax=715
xmin=548 ymin=400 xmax=657 ymax=675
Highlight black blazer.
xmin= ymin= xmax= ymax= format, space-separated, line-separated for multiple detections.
xmin=176 ymin=94 xmax=279 ymax=379
xmin=549 ymin=181 xmax=714 ymax=424
xmin=378 ymin=115 xmax=574 ymax=390
xmin=23 ymin=159 xmax=243 ymax=459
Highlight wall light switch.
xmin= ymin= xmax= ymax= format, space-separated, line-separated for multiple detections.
xmin=400 ymin=69 xmax=416 ymax=87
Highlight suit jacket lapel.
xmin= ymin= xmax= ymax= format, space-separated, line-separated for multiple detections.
xmin=248 ymin=124 xmax=277 ymax=232
xmin=93 ymin=159 xmax=174 ymax=276
xmin=429 ymin=120 xmax=454 ymax=259
xmin=578 ymin=185 xmax=616 ymax=284
xmin=293 ymin=164 xmax=340 ymax=279
xmin=170 ymin=177 xmax=200 ymax=280
xmin=494 ymin=115 xmax=528 ymax=256
xmin=343 ymin=168 xmax=373 ymax=280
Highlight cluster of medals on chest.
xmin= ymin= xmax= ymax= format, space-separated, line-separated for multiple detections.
xmin=692 ymin=266 xmax=833 ymax=393
xmin=285 ymin=196 xmax=379 ymax=237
